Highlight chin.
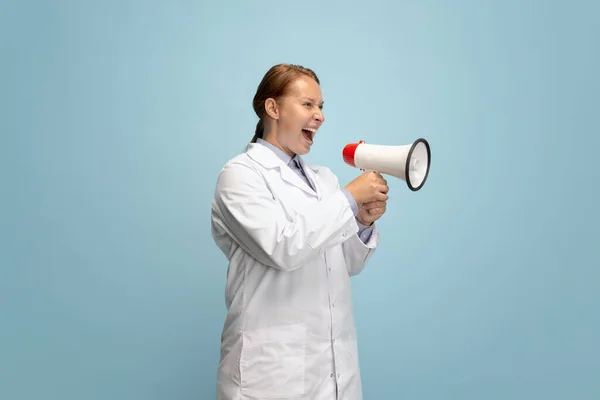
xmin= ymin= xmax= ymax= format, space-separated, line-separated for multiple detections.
xmin=295 ymin=146 xmax=311 ymax=155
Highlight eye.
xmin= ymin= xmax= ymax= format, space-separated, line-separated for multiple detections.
xmin=304 ymin=102 xmax=312 ymax=107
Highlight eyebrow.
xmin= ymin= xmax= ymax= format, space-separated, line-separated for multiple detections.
xmin=302 ymin=97 xmax=325 ymax=106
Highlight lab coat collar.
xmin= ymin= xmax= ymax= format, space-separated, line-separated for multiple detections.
xmin=246 ymin=141 xmax=321 ymax=199
xmin=256 ymin=138 xmax=294 ymax=166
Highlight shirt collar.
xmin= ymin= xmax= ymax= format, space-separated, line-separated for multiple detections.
xmin=257 ymin=138 xmax=302 ymax=167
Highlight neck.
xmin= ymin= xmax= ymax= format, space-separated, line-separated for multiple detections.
xmin=262 ymin=130 xmax=295 ymax=157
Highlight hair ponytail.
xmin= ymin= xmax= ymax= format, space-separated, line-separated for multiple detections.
xmin=250 ymin=119 xmax=264 ymax=143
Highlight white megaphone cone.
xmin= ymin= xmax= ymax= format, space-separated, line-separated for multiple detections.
xmin=342 ymin=138 xmax=431 ymax=191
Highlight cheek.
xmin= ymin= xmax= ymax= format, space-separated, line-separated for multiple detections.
xmin=282 ymin=111 xmax=302 ymax=129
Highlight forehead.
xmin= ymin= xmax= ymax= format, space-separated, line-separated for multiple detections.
xmin=287 ymin=75 xmax=322 ymax=101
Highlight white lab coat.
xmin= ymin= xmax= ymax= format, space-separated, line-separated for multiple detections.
xmin=211 ymin=142 xmax=380 ymax=400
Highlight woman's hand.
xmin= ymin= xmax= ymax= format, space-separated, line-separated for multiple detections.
xmin=344 ymin=171 xmax=389 ymax=204
xmin=356 ymin=200 xmax=387 ymax=226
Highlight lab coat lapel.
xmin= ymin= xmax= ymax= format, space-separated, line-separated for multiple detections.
xmin=296 ymin=157 xmax=322 ymax=200
xmin=246 ymin=143 xmax=318 ymax=198
xmin=279 ymin=165 xmax=318 ymax=197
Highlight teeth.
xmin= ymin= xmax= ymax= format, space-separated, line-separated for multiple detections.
xmin=303 ymin=127 xmax=316 ymax=133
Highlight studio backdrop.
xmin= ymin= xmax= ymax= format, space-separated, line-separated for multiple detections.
xmin=2 ymin=1 xmax=599 ymax=399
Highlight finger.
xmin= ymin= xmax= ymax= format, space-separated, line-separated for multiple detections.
xmin=368 ymin=207 xmax=385 ymax=215
xmin=376 ymin=192 xmax=389 ymax=202
xmin=372 ymin=173 xmax=385 ymax=182
xmin=372 ymin=171 xmax=385 ymax=182
xmin=363 ymin=200 xmax=383 ymax=210
xmin=364 ymin=201 xmax=385 ymax=210
xmin=373 ymin=202 xmax=387 ymax=212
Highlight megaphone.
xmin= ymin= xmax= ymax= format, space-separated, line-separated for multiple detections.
xmin=342 ymin=138 xmax=431 ymax=191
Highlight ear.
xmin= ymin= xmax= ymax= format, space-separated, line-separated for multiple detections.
xmin=264 ymin=98 xmax=279 ymax=120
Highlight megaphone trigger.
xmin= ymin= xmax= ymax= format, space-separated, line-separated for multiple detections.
xmin=342 ymin=138 xmax=431 ymax=191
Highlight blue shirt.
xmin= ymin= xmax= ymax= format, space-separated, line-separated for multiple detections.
xmin=256 ymin=138 xmax=374 ymax=243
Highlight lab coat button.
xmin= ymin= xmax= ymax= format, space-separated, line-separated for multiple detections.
xmin=342 ymin=232 xmax=347 ymax=237
xmin=330 ymin=373 xmax=334 ymax=378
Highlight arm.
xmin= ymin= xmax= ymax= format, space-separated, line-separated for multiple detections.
xmin=342 ymin=189 xmax=375 ymax=243
xmin=342 ymin=221 xmax=379 ymax=276
xmin=211 ymin=161 xmax=359 ymax=272
xmin=339 ymin=176 xmax=380 ymax=276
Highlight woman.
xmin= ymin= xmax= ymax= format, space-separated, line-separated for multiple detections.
xmin=211 ymin=64 xmax=389 ymax=400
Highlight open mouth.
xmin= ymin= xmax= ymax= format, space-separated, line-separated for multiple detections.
xmin=302 ymin=127 xmax=316 ymax=144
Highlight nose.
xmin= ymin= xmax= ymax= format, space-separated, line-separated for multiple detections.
xmin=314 ymin=108 xmax=325 ymax=124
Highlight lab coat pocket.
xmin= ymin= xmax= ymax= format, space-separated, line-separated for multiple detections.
xmin=240 ymin=323 xmax=306 ymax=397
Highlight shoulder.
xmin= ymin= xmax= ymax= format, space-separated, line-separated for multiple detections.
xmin=214 ymin=152 xmax=267 ymax=194
xmin=217 ymin=152 xmax=259 ymax=179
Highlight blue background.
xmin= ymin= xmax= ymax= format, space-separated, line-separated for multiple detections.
xmin=2 ymin=0 xmax=599 ymax=398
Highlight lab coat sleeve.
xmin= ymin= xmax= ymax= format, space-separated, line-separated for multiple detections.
xmin=211 ymin=161 xmax=359 ymax=272
xmin=342 ymin=222 xmax=380 ymax=276
xmin=331 ymin=171 xmax=381 ymax=276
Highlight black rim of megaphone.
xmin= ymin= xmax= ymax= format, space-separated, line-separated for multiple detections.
xmin=406 ymin=138 xmax=431 ymax=192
